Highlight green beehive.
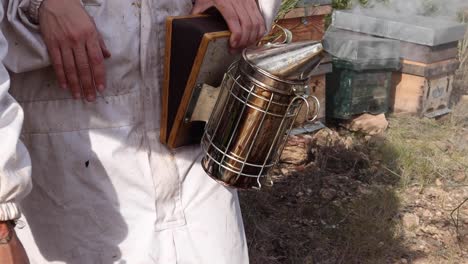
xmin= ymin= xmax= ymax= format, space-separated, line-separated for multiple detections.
xmin=324 ymin=27 xmax=401 ymax=119
xmin=326 ymin=59 xmax=395 ymax=119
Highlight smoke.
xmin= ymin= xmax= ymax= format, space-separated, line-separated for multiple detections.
xmin=352 ymin=0 xmax=468 ymax=21
xmin=327 ymin=0 xmax=468 ymax=66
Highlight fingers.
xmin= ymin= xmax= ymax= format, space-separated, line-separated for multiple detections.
xmin=241 ymin=0 xmax=265 ymax=46
xmin=247 ymin=0 xmax=266 ymax=41
xmin=217 ymin=0 xmax=266 ymax=49
xmin=73 ymin=45 xmax=96 ymax=102
xmin=58 ymin=39 xmax=107 ymax=102
xmin=191 ymin=0 xmax=212 ymax=14
xmin=217 ymin=2 xmax=242 ymax=48
xmin=86 ymin=38 xmax=106 ymax=92
xmin=231 ymin=3 xmax=251 ymax=48
xmin=60 ymin=33 xmax=107 ymax=102
xmin=39 ymin=0 xmax=109 ymax=102
xmin=191 ymin=0 xmax=266 ymax=49
xmin=61 ymin=47 xmax=82 ymax=99
xmin=48 ymin=46 xmax=67 ymax=90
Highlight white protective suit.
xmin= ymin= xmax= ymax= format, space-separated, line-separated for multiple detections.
xmin=0 ymin=1 xmax=32 ymax=223
xmin=1 ymin=0 xmax=281 ymax=263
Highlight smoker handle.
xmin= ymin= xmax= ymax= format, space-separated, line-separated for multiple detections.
xmin=261 ymin=23 xmax=293 ymax=46
xmin=275 ymin=24 xmax=293 ymax=44
xmin=299 ymin=95 xmax=320 ymax=123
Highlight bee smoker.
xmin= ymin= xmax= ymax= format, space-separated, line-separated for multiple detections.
xmin=201 ymin=41 xmax=324 ymax=189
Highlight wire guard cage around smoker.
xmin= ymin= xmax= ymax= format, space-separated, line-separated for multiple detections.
xmin=201 ymin=41 xmax=323 ymax=189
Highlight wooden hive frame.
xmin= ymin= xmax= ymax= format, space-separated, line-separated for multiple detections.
xmin=161 ymin=14 xmax=237 ymax=149
xmin=390 ymin=59 xmax=458 ymax=117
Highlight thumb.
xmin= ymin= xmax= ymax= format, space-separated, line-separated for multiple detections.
xmin=98 ymin=34 xmax=111 ymax=58
xmin=191 ymin=0 xmax=213 ymax=14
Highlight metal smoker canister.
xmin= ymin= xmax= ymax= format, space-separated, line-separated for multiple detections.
xmin=201 ymin=41 xmax=324 ymax=189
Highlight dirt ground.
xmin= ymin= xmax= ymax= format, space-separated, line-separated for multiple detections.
xmin=239 ymin=77 xmax=468 ymax=263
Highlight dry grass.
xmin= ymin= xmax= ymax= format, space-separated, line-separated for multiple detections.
xmin=460 ymin=35 xmax=468 ymax=68
xmin=376 ymin=103 xmax=468 ymax=189
xmin=379 ymin=20 xmax=468 ymax=188
xmin=276 ymin=0 xmax=301 ymax=19
xmin=453 ymin=10 xmax=468 ymax=103
xmin=460 ymin=11 xmax=468 ymax=68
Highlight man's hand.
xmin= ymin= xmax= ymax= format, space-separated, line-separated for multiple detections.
xmin=191 ymin=0 xmax=266 ymax=50
xmin=39 ymin=0 xmax=111 ymax=102
xmin=0 ymin=222 xmax=29 ymax=264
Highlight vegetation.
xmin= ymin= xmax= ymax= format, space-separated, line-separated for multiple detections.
xmin=376 ymin=105 xmax=468 ymax=189
xmin=277 ymin=0 xmax=301 ymax=20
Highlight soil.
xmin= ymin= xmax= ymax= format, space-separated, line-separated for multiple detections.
xmin=239 ymin=39 xmax=468 ymax=264
xmin=240 ymin=125 xmax=468 ymax=264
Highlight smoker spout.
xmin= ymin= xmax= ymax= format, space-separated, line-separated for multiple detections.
xmin=243 ymin=40 xmax=324 ymax=82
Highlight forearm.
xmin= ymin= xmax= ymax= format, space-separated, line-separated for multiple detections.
xmin=0 ymin=219 xmax=29 ymax=263
xmin=0 ymin=222 xmax=9 ymax=239
xmin=0 ymin=221 xmax=14 ymax=242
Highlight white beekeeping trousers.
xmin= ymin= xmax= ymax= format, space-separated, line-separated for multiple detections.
xmin=1 ymin=0 xmax=280 ymax=263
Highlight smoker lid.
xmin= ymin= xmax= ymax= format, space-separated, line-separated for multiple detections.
xmin=323 ymin=26 xmax=401 ymax=71
xmin=332 ymin=9 xmax=467 ymax=46
xmin=242 ymin=40 xmax=324 ymax=83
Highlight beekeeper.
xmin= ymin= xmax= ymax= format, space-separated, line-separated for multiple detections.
xmin=0 ymin=2 xmax=32 ymax=263
xmin=1 ymin=0 xmax=280 ymax=263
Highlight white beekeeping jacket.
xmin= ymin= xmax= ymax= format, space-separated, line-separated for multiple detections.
xmin=1 ymin=0 xmax=280 ymax=263
xmin=0 ymin=1 xmax=32 ymax=222
xmin=260 ymin=0 xmax=281 ymax=31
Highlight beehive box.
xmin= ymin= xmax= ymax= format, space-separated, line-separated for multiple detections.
xmin=323 ymin=27 xmax=400 ymax=120
xmin=391 ymin=74 xmax=454 ymax=118
xmin=400 ymin=59 xmax=460 ymax=77
xmin=400 ymin=42 xmax=458 ymax=64
xmin=275 ymin=3 xmax=333 ymax=42
xmin=326 ymin=60 xmax=395 ymax=120
xmin=390 ymin=59 xmax=458 ymax=117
